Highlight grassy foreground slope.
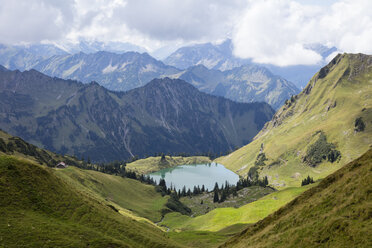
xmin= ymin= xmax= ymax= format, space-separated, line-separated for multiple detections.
xmin=126 ymin=155 xmax=211 ymax=174
xmin=54 ymin=167 xmax=168 ymax=222
xmin=162 ymin=185 xmax=312 ymax=232
xmin=222 ymin=149 xmax=372 ymax=248
xmin=0 ymin=156 xmax=178 ymax=248
xmin=216 ymin=53 xmax=372 ymax=187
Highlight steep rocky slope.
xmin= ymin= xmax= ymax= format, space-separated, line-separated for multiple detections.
xmin=216 ymin=53 xmax=372 ymax=188
xmin=0 ymin=69 xmax=274 ymax=162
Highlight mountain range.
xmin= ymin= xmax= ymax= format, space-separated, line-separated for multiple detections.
xmin=33 ymin=51 xmax=180 ymax=92
xmin=172 ymin=64 xmax=299 ymax=110
xmin=0 ymin=41 xmax=301 ymax=109
xmin=29 ymin=51 xmax=297 ymax=109
xmin=164 ymin=39 xmax=338 ymax=88
xmin=0 ymin=43 xmax=67 ymax=71
xmin=0 ymin=68 xmax=274 ymax=161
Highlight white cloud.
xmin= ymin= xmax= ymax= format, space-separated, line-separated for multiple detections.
xmin=232 ymin=0 xmax=372 ymax=66
xmin=0 ymin=0 xmax=370 ymax=65
xmin=0 ymin=0 xmax=75 ymax=44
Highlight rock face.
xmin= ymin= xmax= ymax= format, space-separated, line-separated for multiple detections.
xmin=171 ymin=64 xmax=299 ymax=110
xmin=33 ymin=51 xmax=181 ymax=92
xmin=0 ymin=69 xmax=274 ymax=162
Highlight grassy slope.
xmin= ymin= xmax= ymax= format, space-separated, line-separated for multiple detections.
xmin=0 ymin=156 xmax=179 ymax=248
xmin=180 ymin=186 xmax=275 ymax=217
xmin=222 ymin=149 xmax=372 ymax=248
xmin=216 ymin=53 xmax=372 ymax=188
xmin=1 ymin=129 xmax=169 ymax=222
xmin=162 ymin=185 xmax=313 ymax=232
xmin=54 ymin=167 xmax=168 ymax=222
xmin=126 ymin=155 xmax=212 ymax=174
xmin=0 ymin=129 xmax=82 ymax=168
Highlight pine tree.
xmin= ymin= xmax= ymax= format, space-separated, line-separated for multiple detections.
xmin=213 ymin=190 xmax=219 ymax=203
xmin=214 ymin=182 xmax=219 ymax=191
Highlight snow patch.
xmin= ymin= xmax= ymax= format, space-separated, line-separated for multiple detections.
xmin=62 ymin=61 xmax=83 ymax=77
xmin=102 ymin=63 xmax=118 ymax=74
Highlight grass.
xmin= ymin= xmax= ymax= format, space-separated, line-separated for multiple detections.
xmin=167 ymin=224 xmax=250 ymax=248
xmin=126 ymin=155 xmax=212 ymax=174
xmin=54 ymin=166 xmax=168 ymax=222
xmin=216 ymin=53 xmax=372 ymax=188
xmin=180 ymin=186 xmax=275 ymax=216
xmin=161 ymin=184 xmax=313 ymax=232
xmin=222 ymin=149 xmax=372 ymax=248
xmin=0 ymin=155 xmax=179 ymax=247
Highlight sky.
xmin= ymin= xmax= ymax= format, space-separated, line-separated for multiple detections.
xmin=0 ymin=0 xmax=371 ymax=66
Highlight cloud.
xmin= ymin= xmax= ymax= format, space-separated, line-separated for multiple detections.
xmin=0 ymin=0 xmax=370 ymax=66
xmin=232 ymin=0 xmax=372 ymax=66
xmin=118 ymin=0 xmax=245 ymax=41
xmin=0 ymin=0 xmax=75 ymax=44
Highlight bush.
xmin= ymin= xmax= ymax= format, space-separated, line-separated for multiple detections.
xmin=255 ymin=153 xmax=268 ymax=166
xmin=301 ymin=175 xmax=314 ymax=186
xmin=304 ymin=132 xmax=341 ymax=166
xmin=354 ymin=117 xmax=365 ymax=132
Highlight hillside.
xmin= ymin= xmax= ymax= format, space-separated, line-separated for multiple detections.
xmin=0 ymin=70 xmax=274 ymax=161
xmin=172 ymin=64 xmax=299 ymax=110
xmin=33 ymin=51 xmax=180 ymax=91
xmin=222 ymin=149 xmax=372 ymax=248
xmin=161 ymin=185 xmax=312 ymax=232
xmin=126 ymin=155 xmax=212 ymax=174
xmin=216 ymin=53 xmax=372 ymax=188
xmin=0 ymin=156 xmax=179 ymax=247
xmin=54 ymin=167 xmax=169 ymax=222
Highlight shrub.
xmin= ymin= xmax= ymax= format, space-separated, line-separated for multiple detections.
xmin=304 ymin=132 xmax=341 ymax=166
xmin=354 ymin=117 xmax=365 ymax=132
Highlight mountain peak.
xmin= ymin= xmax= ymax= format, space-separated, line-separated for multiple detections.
xmin=0 ymin=65 xmax=8 ymax=71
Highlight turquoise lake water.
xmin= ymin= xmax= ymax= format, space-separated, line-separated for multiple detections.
xmin=148 ymin=162 xmax=239 ymax=191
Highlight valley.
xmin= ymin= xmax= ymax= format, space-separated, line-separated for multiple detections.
xmin=0 ymin=3 xmax=371 ymax=246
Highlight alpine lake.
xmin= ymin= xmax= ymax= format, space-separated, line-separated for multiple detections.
xmin=148 ymin=162 xmax=239 ymax=191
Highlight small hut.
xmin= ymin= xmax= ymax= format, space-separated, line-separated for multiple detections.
xmin=56 ymin=162 xmax=68 ymax=168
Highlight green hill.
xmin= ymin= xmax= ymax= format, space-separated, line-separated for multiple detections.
xmin=161 ymin=185 xmax=313 ymax=232
xmin=222 ymin=149 xmax=372 ymax=248
xmin=126 ymin=155 xmax=211 ymax=174
xmin=54 ymin=166 xmax=168 ymax=222
xmin=0 ymin=156 xmax=179 ymax=247
xmin=216 ymin=53 xmax=372 ymax=188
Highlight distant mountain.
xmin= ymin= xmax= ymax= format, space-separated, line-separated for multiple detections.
xmin=31 ymin=49 xmax=298 ymax=109
xmin=33 ymin=51 xmax=181 ymax=91
xmin=164 ymin=40 xmax=338 ymax=88
xmin=0 ymin=43 xmax=67 ymax=71
xmin=171 ymin=64 xmax=299 ymax=110
xmin=217 ymin=53 xmax=372 ymax=188
xmin=57 ymin=40 xmax=147 ymax=54
xmin=222 ymin=149 xmax=372 ymax=248
xmin=164 ymin=39 xmax=249 ymax=71
xmin=0 ymin=70 xmax=274 ymax=162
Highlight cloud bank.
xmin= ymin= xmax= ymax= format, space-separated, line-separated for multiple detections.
xmin=233 ymin=0 xmax=372 ymax=66
xmin=0 ymin=0 xmax=370 ymax=65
